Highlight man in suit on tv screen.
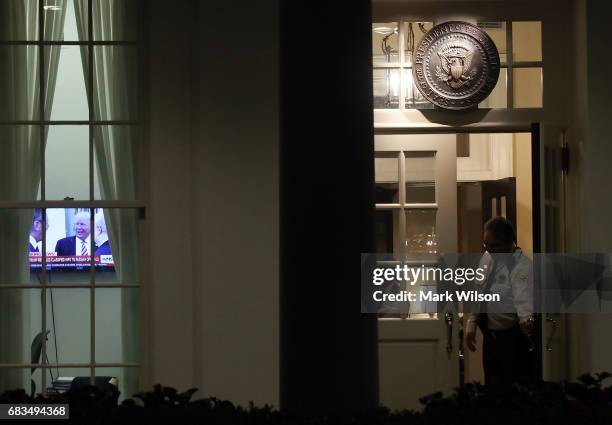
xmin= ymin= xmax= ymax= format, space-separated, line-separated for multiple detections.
xmin=94 ymin=213 xmax=111 ymax=256
xmin=29 ymin=209 xmax=48 ymax=253
xmin=55 ymin=212 xmax=96 ymax=256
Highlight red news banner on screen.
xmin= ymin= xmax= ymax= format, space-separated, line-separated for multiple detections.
xmin=29 ymin=253 xmax=114 ymax=269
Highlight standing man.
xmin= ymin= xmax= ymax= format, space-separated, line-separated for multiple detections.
xmin=55 ymin=211 xmax=96 ymax=256
xmin=465 ymin=216 xmax=535 ymax=385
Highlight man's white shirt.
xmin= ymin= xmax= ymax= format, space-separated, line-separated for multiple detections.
xmin=466 ymin=247 xmax=534 ymax=333
xmin=29 ymin=235 xmax=42 ymax=253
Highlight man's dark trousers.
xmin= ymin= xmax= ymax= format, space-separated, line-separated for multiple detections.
xmin=481 ymin=325 xmax=534 ymax=385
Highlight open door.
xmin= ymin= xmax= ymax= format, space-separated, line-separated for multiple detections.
xmin=458 ymin=176 xmax=519 ymax=384
xmin=374 ymin=129 xmax=549 ymax=405
xmin=374 ymin=134 xmax=458 ymax=410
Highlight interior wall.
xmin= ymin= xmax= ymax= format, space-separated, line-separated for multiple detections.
xmin=459 ymin=132 xmax=532 ymax=385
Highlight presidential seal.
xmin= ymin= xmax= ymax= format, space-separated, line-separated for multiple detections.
xmin=412 ymin=21 xmax=500 ymax=110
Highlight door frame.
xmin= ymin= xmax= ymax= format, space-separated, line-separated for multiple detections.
xmin=374 ymin=122 xmax=544 ymax=382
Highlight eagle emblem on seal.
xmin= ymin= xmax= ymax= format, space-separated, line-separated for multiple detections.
xmin=435 ymin=43 xmax=477 ymax=89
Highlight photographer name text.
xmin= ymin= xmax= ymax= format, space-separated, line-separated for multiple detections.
xmin=372 ymin=289 xmax=499 ymax=303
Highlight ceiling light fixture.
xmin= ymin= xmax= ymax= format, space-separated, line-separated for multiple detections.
xmin=373 ymin=26 xmax=397 ymax=36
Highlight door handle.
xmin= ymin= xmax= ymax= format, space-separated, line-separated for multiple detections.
xmin=545 ymin=315 xmax=558 ymax=352
xmin=445 ymin=312 xmax=453 ymax=358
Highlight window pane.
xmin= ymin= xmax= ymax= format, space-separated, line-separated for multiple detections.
xmin=373 ymin=68 xmax=400 ymax=109
xmin=478 ymin=22 xmax=507 ymax=63
xmin=93 ymin=46 xmax=139 ymax=121
xmin=0 ymin=368 xmax=30 ymax=394
xmin=479 ymin=68 xmax=507 ymax=108
xmin=47 ymin=46 xmax=89 ymax=121
xmin=45 ymin=126 xmax=90 ymax=200
xmin=46 ymin=208 xmax=94 ymax=283
xmin=93 ymin=0 xmax=139 ymax=41
xmin=46 ymin=288 xmax=90 ymax=363
xmin=405 ymin=153 xmax=435 ymax=204
xmin=0 ymin=127 xmax=41 ymax=201
xmin=375 ymin=155 xmax=399 ymax=203
xmin=375 ymin=210 xmax=398 ymax=254
xmin=0 ymin=46 xmax=40 ymax=121
xmin=0 ymin=288 xmax=41 ymax=364
xmin=403 ymin=22 xmax=433 ymax=66
xmin=405 ymin=209 xmax=437 ymax=253
xmin=0 ymin=0 xmax=38 ymax=41
xmin=513 ymin=67 xmax=543 ymax=108
xmin=372 ymin=23 xmax=399 ymax=63
xmin=405 ymin=184 xmax=435 ymax=204
xmin=44 ymin=0 xmax=87 ymax=42
xmin=512 ymin=21 xmax=542 ymax=62
xmin=403 ymin=69 xmax=434 ymax=110
xmin=94 ymin=209 xmax=140 ymax=285
xmin=93 ymin=126 xmax=140 ymax=201
xmin=0 ymin=209 xmax=40 ymax=283
xmin=95 ymin=288 xmax=139 ymax=363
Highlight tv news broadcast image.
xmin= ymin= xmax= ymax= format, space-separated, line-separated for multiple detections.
xmin=29 ymin=208 xmax=114 ymax=271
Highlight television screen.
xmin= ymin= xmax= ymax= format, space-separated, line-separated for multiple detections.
xmin=29 ymin=208 xmax=114 ymax=270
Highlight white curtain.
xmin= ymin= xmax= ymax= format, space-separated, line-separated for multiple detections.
xmin=0 ymin=0 xmax=66 ymax=391
xmin=75 ymin=0 xmax=140 ymax=397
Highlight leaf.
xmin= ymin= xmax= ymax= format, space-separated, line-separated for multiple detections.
xmin=577 ymin=373 xmax=597 ymax=387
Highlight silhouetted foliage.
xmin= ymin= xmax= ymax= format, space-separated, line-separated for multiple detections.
xmin=2 ymin=373 xmax=612 ymax=424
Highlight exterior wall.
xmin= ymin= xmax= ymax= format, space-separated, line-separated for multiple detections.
xmin=146 ymin=0 xmax=279 ymax=406
xmin=566 ymin=0 xmax=612 ymax=379
xmin=192 ymin=0 xmax=279 ymax=407
xmin=143 ymin=0 xmax=610 ymax=405
xmin=146 ymin=0 xmax=197 ymax=390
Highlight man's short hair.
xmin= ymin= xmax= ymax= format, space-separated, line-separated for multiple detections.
xmin=74 ymin=211 xmax=90 ymax=223
xmin=484 ymin=216 xmax=516 ymax=244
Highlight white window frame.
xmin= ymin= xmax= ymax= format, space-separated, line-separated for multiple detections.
xmin=0 ymin=0 xmax=144 ymax=396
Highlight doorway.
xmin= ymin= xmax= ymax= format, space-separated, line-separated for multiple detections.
xmin=374 ymin=129 xmax=539 ymax=410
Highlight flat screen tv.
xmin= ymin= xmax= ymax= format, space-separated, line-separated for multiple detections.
xmin=29 ymin=208 xmax=114 ymax=271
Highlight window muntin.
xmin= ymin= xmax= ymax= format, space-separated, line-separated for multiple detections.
xmin=374 ymin=151 xmax=439 ymax=319
xmin=374 ymin=152 xmax=438 ymax=255
xmin=371 ymin=20 xmax=543 ymax=110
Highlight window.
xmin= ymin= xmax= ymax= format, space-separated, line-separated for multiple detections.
xmin=375 ymin=150 xmax=439 ymax=318
xmin=372 ymin=20 xmax=543 ymax=110
xmin=0 ymin=0 xmax=142 ymax=398
xmin=374 ymin=151 xmax=438 ymax=254
xmin=372 ymin=21 xmax=434 ymax=110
